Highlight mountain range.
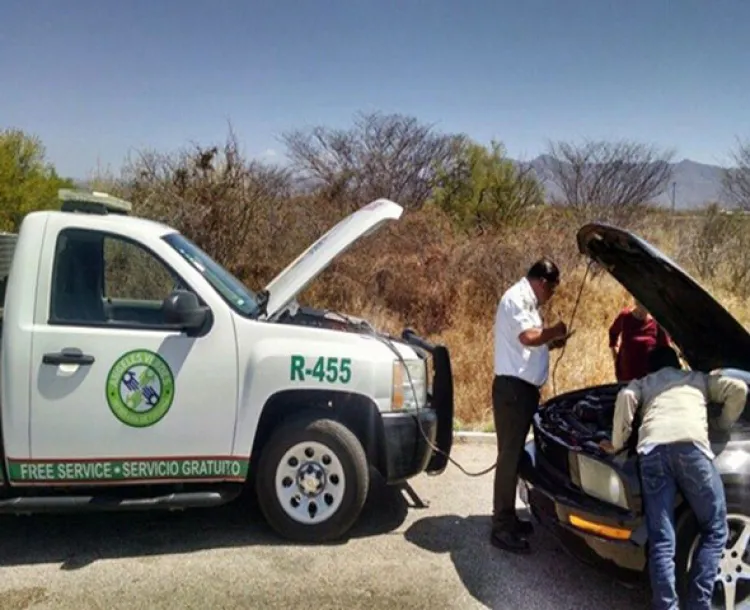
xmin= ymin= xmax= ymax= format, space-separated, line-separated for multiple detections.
xmin=522 ymin=155 xmax=730 ymax=210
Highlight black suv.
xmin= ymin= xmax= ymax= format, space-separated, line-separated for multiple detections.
xmin=517 ymin=223 xmax=750 ymax=609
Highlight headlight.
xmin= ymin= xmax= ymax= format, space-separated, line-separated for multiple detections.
xmin=391 ymin=359 xmax=427 ymax=411
xmin=573 ymin=453 xmax=629 ymax=510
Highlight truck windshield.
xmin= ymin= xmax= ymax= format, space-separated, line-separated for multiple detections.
xmin=162 ymin=233 xmax=261 ymax=317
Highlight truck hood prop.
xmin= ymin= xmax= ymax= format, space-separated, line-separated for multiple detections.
xmin=262 ymin=199 xmax=403 ymax=320
xmin=577 ymin=222 xmax=750 ymax=373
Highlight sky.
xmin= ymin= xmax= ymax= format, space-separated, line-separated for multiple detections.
xmin=2 ymin=0 xmax=750 ymax=180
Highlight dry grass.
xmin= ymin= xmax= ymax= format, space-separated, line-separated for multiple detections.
xmin=436 ymin=274 xmax=750 ymax=431
xmin=343 ymin=262 xmax=750 ymax=432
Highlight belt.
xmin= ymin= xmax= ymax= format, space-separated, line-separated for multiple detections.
xmin=494 ymin=374 xmax=541 ymax=393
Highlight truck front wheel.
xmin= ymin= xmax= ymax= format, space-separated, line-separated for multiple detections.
xmin=255 ymin=414 xmax=369 ymax=543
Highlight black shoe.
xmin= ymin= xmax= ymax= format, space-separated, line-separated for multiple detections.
xmin=490 ymin=529 xmax=531 ymax=554
xmin=514 ymin=518 xmax=534 ymax=536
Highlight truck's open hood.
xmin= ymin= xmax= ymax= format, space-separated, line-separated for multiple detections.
xmin=577 ymin=222 xmax=750 ymax=373
xmin=262 ymin=199 xmax=404 ymax=320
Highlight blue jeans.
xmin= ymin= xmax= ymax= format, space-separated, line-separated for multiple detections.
xmin=639 ymin=442 xmax=728 ymax=610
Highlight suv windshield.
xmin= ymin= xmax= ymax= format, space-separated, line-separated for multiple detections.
xmin=162 ymin=233 xmax=261 ymax=317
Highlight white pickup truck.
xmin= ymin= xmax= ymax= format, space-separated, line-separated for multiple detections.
xmin=0 ymin=190 xmax=454 ymax=542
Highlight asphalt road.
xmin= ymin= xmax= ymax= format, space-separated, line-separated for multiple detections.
xmin=0 ymin=444 xmax=651 ymax=609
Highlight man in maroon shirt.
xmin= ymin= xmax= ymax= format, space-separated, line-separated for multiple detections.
xmin=609 ymin=300 xmax=671 ymax=382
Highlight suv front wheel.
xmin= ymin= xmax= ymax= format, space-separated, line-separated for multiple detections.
xmin=678 ymin=487 xmax=750 ymax=609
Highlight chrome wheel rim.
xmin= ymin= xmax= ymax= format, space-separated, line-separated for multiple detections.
xmin=275 ymin=441 xmax=346 ymax=524
xmin=688 ymin=513 xmax=750 ymax=610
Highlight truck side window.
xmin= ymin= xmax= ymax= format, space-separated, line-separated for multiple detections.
xmin=103 ymin=236 xmax=178 ymax=302
xmin=50 ymin=230 xmax=108 ymax=324
xmin=50 ymin=229 xmax=190 ymax=328
xmin=101 ymin=236 xmax=189 ymax=327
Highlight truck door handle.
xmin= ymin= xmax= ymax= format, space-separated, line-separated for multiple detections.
xmin=43 ymin=350 xmax=95 ymax=366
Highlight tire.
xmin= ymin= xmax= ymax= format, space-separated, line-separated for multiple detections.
xmin=675 ymin=486 xmax=750 ymax=609
xmin=254 ymin=413 xmax=369 ymax=543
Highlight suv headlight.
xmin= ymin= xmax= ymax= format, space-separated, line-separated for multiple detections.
xmin=391 ymin=359 xmax=427 ymax=411
xmin=572 ymin=453 xmax=629 ymax=510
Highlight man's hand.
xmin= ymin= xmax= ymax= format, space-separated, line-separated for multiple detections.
xmin=548 ymin=337 xmax=565 ymax=350
xmin=599 ymin=440 xmax=616 ymax=454
xmin=551 ymin=320 xmax=568 ymax=339
xmin=549 ymin=335 xmax=568 ymax=350
xmin=519 ymin=320 xmax=569 ymax=348
xmin=545 ymin=321 xmax=568 ymax=348
xmin=548 ymin=324 xmax=574 ymax=350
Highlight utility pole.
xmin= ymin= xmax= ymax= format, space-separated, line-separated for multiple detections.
xmin=670 ymin=181 xmax=676 ymax=212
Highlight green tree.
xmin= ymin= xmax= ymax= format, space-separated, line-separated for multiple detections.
xmin=0 ymin=128 xmax=74 ymax=232
xmin=430 ymin=140 xmax=544 ymax=231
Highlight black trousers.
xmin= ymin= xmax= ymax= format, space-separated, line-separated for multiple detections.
xmin=491 ymin=374 xmax=540 ymax=532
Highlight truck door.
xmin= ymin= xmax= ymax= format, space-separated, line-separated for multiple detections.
xmin=21 ymin=224 xmax=244 ymax=487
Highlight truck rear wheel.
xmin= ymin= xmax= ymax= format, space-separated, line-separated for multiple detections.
xmin=255 ymin=414 xmax=369 ymax=543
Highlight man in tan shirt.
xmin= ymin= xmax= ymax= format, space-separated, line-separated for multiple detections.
xmin=601 ymin=345 xmax=747 ymax=610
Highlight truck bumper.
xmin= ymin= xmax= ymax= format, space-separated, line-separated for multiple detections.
xmin=381 ymin=409 xmax=438 ymax=483
xmin=381 ymin=331 xmax=455 ymax=483
xmin=517 ymin=440 xmax=647 ymax=581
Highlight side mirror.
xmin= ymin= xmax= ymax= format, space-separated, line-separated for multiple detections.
xmin=163 ymin=290 xmax=209 ymax=333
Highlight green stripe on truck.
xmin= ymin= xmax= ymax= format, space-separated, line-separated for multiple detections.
xmin=7 ymin=457 xmax=250 ymax=483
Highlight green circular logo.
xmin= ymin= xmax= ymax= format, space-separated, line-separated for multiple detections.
xmin=106 ymin=350 xmax=175 ymax=427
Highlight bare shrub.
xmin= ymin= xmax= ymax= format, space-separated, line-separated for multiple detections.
xmin=119 ymin=127 xmax=294 ymax=287
xmin=685 ymin=203 xmax=737 ymax=281
xmin=303 ymin=204 xmax=462 ymax=334
xmin=542 ymin=139 xmax=674 ymax=225
xmin=281 ymin=111 xmax=465 ymax=212
xmin=723 ymin=137 xmax=750 ymax=210
xmin=722 ymin=227 xmax=750 ymax=296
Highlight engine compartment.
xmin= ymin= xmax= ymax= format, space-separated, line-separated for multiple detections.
xmin=537 ymin=382 xmax=750 ymax=457
xmin=537 ymin=384 xmax=623 ymax=455
xmin=275 ymin=302 xmax=377 ymax=334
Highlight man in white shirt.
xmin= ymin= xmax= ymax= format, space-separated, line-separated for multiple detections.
xmin=491 ymin=258 xmax=569 ymax=553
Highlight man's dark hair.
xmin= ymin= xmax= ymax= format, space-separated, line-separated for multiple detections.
xmin=526 ymin=258 xmax=560 ymax=285
xmin=647 ymin=345 xmax=681 ymax=374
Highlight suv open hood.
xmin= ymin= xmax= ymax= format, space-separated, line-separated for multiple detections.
xmin=577 ymin=222 xmax=750 ymax=373
xmin=262 ymin=198 xmax=403 ymax=320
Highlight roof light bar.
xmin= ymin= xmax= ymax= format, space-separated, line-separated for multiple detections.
xmin=58 ymin=189 xmax=133 ymax=215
